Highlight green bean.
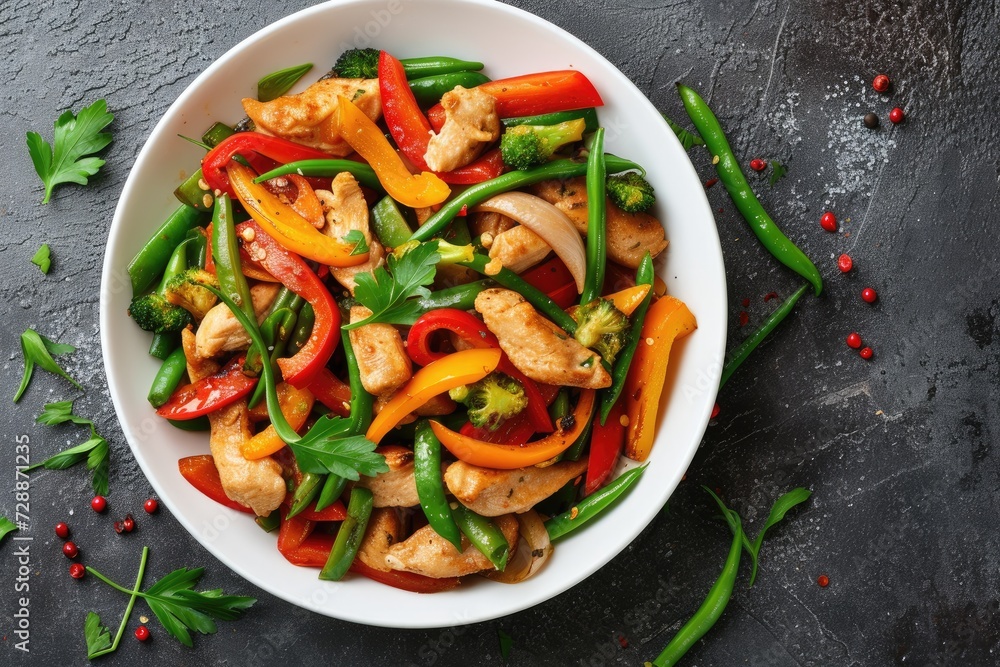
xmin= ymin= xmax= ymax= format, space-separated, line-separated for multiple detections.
xmin=460 ymin=254 xmax=578 ymax=334
xmin=286 ymin=302 xmax=314 ymax=356
xmin=599 ymin=253 xmax=654 ymax=423
xmin=371 ymin=195 xmax=413 ymax=248
xmin=253 ymin=160 xmax=383 ymax=192
xmin=211 ymin=193 xmax=256 ymax=321
xmin=719 ymin=282 xmax=809 ymax=389
xmin=173 ymin=171 xmax=213 ymax=211
xmin=255 ymin=511 xmax=280 ymax=533
xmin=409 ymin=72 xmax=490 ymax=106
xmin=319 ymin=486 xmax=374 ymax=581
xmin=247 ymin=306 xmax=299 ymax=409
xmin=410 ymin=154 xmax=645 ymax=242
xmin=503 ymin=108 xmax=600 ymax=134
xmin=677 ymin=84 xmax=823 ymax=296
xmin=148 ymin=237 xmax=193 ymax=359
xmin=167 ymin=416 xmax=209 ymax=431
xmin=400 ymin=56 xmax=484 ymax=79
xmin=265 ymin=286 xmax=297 ymax=318
xmin=127 ymin=205 xmax=204 ymax=296
xmin=414 ymin=421 xmax=463 ymax=551
xmin=581 ymin=128 xmax=607 ymax=304
xmin=201 ymin=122 xmax=236 ymax=148
xmin=147 ymin=346 xmax=188 ymax=408
xmin=286 ymin=472 xmax=324 ymax=519
xmin=184 ymin=227 xmax=209 ymax=268
xmin=147 ymin=332 xmax=178 ymax=360
xmin=414 ymin=280 xmax=491 ymax=315
xmin=545 ymin=464 xmax=647 ymax=541
xmin=244 ymin=307 xmax=287 ymax=378
xmin=650 ymin=493 xmax=743 ymax=667
xmin=452 ymin=505 xmax=509 ymax=570
xmin=314 ymin=474 xmax=347 ymax=513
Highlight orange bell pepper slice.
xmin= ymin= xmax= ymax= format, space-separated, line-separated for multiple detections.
xmin=227 ymin=162 xmax=368 ymax=268
xmin=242 ymin=383 xmax=315 ymax=460
xmin=623 ymin=295 xmax=697 ymax=462
xmin=604 ymin=284 xmax=651 ymax=317
xmin=335 ymin=95 xmax=451 ymax=208
xmin=366 ymin=348 xmax=501 ymax=444
xmin=430 ymin=389 xmax=596 ymax=469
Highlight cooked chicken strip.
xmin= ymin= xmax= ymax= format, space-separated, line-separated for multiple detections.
xmin=488 ymin=225 xmax=552 ymax=274
xmin=385 ymin=514 xmax=519 ymax=578
xmin=317 ymin=173 xmax=385 ymax=294
xmin=195 ymin=283 xmax=281 ymax=359
xmin=356 ymin=508 xmax=402 ymax=572
xmin=348 ymin=305 xmax=413 ymax=397
xmin=181 ymin=327 xmax=219 ymax=382
xmin=444 ymin=459 xmax=588 ymax=517
xmin=208 ymin=400 xmax=286 ymax=516
xmin=242 ymin=78 xmax=381 ymax=156
xmin=354 ymin=445 xmax=419 ymax=508
xmin=475 ymin=288 xmax=611 ymax=388
xmin=529 ymin=177 xmax=668 ymax=268
xmin=424 ymin=86 xmax=500 ymax=172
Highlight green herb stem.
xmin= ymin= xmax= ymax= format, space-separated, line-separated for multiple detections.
xmin=88 ymin=546 xmax=150 ymax=658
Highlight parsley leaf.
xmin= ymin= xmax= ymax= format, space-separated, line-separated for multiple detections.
xmin=257 ymin=63 xmax=313 ymax=102
xmin=37 ymin=399 xmax=93 ymax=426
xmin=291 ymin=420 xmax=388 ymax=480
xmin=498 ymin=628 xmax=514 ymax=661
xmin=26 ymin=99 xmax=114 ymax=203
xmin=347 ymin=240 xmax=441 ymax=329
xmin=343 ymin=229 xmax=370 ymax=256
xmin=662 ymin=114 xmax=705 ymax=151
xmin=31 ymin=244 xmax=52 ymax=273
xmin=15 ymin=329 xmax=80 ymax=402
xmin=27 ymin=400 xmax=110 ymax=496
xmin=0 ymin=516 xmax=18 ymax=545
xmin=769 ymin=160 xmax=788 ymax=187
xmin=84 ymin=612 xmax=113 ymax=659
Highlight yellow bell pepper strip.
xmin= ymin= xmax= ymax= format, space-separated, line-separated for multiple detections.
xmin=623 ymin=296 xmax=697 ymax=462
xmin=430 ymin=389 xmax=596 ymax=469
xmin=242 ymin=383 xmax=315 ymax=460
xmin=334 ymin=94 xmax=451 ymax=208
xmin=366 ymin=348 xmax=501 ymax=444
xmin=227 ymin=162 xmax=369 ymax=268
xmin=604 ymin=284 xmax=651 ymax=317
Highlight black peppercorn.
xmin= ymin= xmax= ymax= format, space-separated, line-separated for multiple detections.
xmin=863 ymin=112 xmax=879 ymax=129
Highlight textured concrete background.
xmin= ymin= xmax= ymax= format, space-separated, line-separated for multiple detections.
xmin=2 ymin=0 xmax=999 ymax=664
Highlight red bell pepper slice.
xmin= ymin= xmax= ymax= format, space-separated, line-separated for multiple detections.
xmin=460 ymin=413 xmax=535 ymax=446
xmin=177 ymin=455 xmax=254 ymax=514
xmin=236 ymin=221 xmax=339 ymax=388
xmin=202 ymin=133 xmax=334 ymax=198
xmin=280 ymin=495 xmax=347 ymax=523
xmin=282 ymin=534 xmax=335 ymax=568
xmin=379 ymin=51 xmax=507 ymax=184
xmin=348 ymin=559 xmax=460 ymax=593
xmin=585 ymin=399 xmax=626 ymax=495
xmin=428 ymin=70 xmax=604 ymax=131
xmin=520 ymin=256 xmax=577 ymax=309
xmin=277 ymin=506 xmax=315 ymax=556
xmin=305 ymin=367 xmax=353 ymax=417
xmin=405 ymin=309 xmax=552 ymax=432
xmin=156 ymin=355 xmax=257 ymax=420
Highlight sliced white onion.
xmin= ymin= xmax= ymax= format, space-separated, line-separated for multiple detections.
xmin=482 ymin=510 xmax=552 ymax=584
xmin=474 ymin=192 xmax=586 ymax=294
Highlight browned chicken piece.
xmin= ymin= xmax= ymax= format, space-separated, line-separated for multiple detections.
xmin=354 ymin=446 xmax=419 ymax=508
xmin=413 ymin=393 xmax=456 ymax=417
xmin=424 ymin=86 xmax=500 ymax=172
xmin=242 ymin=78 xmax=381 ymax=156
xmin=208 ymin=400 xmax=286 ymax=516
xmin=181 ymin=328 xmax=219 ymax=382
xmin=444 ymin=459 xmax=588 ymax=517
xmin=412 ymin=206 xmax=434 ymax=226
xmin=348 ymin=305 xmax=413 ymax=397
xmin=194 ymin=283 xmax=281 ymax=359
xmin=488 ymin=225 xmax=552 ymax=274
xmin=316 ymin=173 xmax=385 ymax=294
xmin=385 ymin=514 xmax=519 ymax=578
xmin=356 ymin=508 xmax=403 ymax=572
xmin=529 ymin=177 xmax=668 ymax=268
xmin=475 ymin=288 xmax=611 ymax=388
xmin=469 ymin=210 xmax=517 ymax=239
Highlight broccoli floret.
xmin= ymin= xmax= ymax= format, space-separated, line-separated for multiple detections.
xmin=127 ymin=293 xmax=191 ymax=333
xmin=606 ymin=172 xmax=655 ymax=213
xmin=163 ymin=268 xmax=219 ymax=321
xmin=332 ymin=48 xmax=380 ymax=79
xmin=573 ymin=298 xmax=630 ymax=364
xmin=499 ymin=119 xmax=587 ymax=171
xmin=449 ymin=371 xmax=528 ymax=431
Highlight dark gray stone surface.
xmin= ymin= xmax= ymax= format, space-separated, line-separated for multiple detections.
xmin=1 ymin=0 xmax=998 ymax=664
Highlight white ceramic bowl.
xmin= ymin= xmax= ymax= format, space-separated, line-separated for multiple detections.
xmin=101 ymin=0 xmax=726 ymax=628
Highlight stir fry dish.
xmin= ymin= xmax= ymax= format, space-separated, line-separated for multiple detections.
xmin=125 ymin=48 xmax=697 ymax=592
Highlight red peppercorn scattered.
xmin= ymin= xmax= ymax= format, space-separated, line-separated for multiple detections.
xmin=838 ymin=254 xmax=854 ymax=273
xmin=617 ymin=634 xmax=630 ymax=649
xmin=63 ymin=541 xmax=79 ymax=559
xmin=69 ymin=563 xmax=86 ymax=579
xmin=860 ymin=347 xmax=874 ymax=360
xmin=114 ymin=521 xmax=124 ymax=534
xmin=861 ymin=287 xmax=878 ymax=303
xmin=144 ymin=498 xmax=159 ymax=514
xmin=123 ymin=514 xmax=135 ymax=533
xmin=91 ymin=495 xmax=107 ymax=513
xmin=705 ymin=177 xmax=719 ymax=188
xmin=846 ymin=333 xmax=863 ymax=349
xmin=135 ymin=625 xmax=150 ymax=642
xmin=741 ymin=297 xmax=751 ymax=308
xmin=889 ymin=107 xmax=905 ymax=124
xmin=820 ymin=211 xmax=837 ymax=232
xmin=817 ymin=574 xmax=830 ymax=588
xmin=55 ymin=522 xmax=70 ymax=539
xmin=749 ymin=158 xmax=767 ymax=172
xmin=739 ymin=311 xmax=749 ymax=327
xmin=872 ymin=74 xmax=890 ymax=93
xmin=711 ymin=403 xmax=721 ymax=419
xmin=764 ymin=291 xmax=779 ymax=302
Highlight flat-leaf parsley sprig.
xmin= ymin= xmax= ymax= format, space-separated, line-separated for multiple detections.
xmin=14 ymin=328 xmax=80 ymax=402
xmin=25 ymin=400 xmax=110 ymax=496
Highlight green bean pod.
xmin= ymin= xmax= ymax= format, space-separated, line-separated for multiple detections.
xmin=409 ymin=71 xmax=491 ymax=106
xmin=167 ymin=416 xmax=210 ymax=431
xmin=147 ymin=332 xmax=178 ymax=360
xmin=286 ymin=302 xmax=315 ymax=357
xmin=452 ymin=505 xmax=510 ymax=571
xmin=414 ymin=421 xmax=463 ymax=551
xmin=581 ymin=128 xmax=607 ymax=304
xmin=286 ymin=472 xmax=324 ymax=520
xmin=184 ymin=227 xmax=209 ymax=268
xmin=147 ymin=346 xmax=188 ymax=408
xmin=503 ymin=108 xmax=600 ymax=134
xmin=371 ymin=195 xmax=414 ymax=249
xmin=545 ymin=464 xmax=647 ymax=541
xmin=719 ymin=282 xmax=809 ymax=389
xmin=148 ymin=237 xmax=194 ymax=359
xmin=319 ymin=486 xmax=374 ymax=581
xmin=410 ymin=155 xmax=645 ymax=242
xmin=677 ymin=83 xmax=823 ymax=296
xmin=400 ymin=56 xmax=484 ymax=79
xmin=253 ymin=160 xmax=383 ymax=192
xmin=211 ymin=193 xmax=256 ymax=321
xmin=255 ymin=511 xmax=280 ymax=533
xmin=414 ymin=280 xmax=492 ymax=316
xmin=314 ymin=474 xmax=348 ymax=513
xmin=127 ymin=205 xmax=204 ymax=296
xmin=247 ymin=307 xmax=299 ymax=408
